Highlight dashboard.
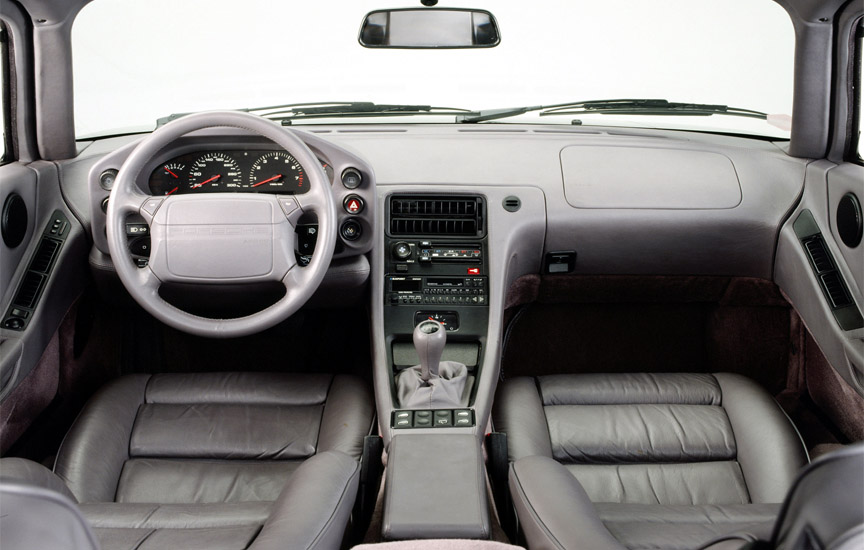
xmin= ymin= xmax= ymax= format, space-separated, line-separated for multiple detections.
xmin=147 ymin=149 xmax=335 ymax=195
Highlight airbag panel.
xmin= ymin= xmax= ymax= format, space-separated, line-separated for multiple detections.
xmin=561 ymin=146 xmax=742 ymax=209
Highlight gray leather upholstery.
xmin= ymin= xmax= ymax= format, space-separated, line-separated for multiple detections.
xmin=396 ymin=321 xmax=472 ymax=408
xmin=509 ymin=456 xmax=626 ymax=550
xmin=5 ymin=372 xmax=373 ymax=550
xmin=0 ymin=478 xmax=99 ymax=550
xmin=383 ymin=434 xmax=490 ymax=540
xmin=494 ymin=373 xmax=808 ymax=550
xmin=770 ymin=443 xmax=864 ymax=550
xmin=0 ymin=456 xmax=77 ymax=501
xmin=396 ymin=361 xmax=472 ymax=408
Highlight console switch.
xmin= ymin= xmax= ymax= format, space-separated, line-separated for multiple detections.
xmin=391 ymin=409 xmax=475 ymax=428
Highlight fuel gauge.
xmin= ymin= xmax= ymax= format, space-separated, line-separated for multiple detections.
xmin=319 ymin=160 xmax=334 ymax=183
xmin=149 ymin=162 xmax=186 ymax=195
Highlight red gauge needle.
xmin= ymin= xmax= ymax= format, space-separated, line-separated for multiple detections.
xmin=252 ymin=174 xmax=282 ymax=188
xmin=164 ymin=167 xmax=179 ymax=179
xmin=166 ymin=186 xmax=178 ymax=196
xmin=191 ymin=175 xmax=220 ymax=189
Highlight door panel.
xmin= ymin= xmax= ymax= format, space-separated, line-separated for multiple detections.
xmin=827 ymin=163 xmax=864 ymax=293
xmin=776 ymin=160 xmax=864 ymax=395
xmin=0 ymin=163 xmax=37 ymax=296
xmin=0 ymin=160 xmax=88 ymax=452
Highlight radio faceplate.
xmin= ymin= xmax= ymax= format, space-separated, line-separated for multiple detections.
xmin=386 ymin=275 xmax=487 ymax=306
xmin=390 ymin=240 xmax=483 ymax=265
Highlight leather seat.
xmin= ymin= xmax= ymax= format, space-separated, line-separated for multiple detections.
xmin=493 ymin=372 xmax=808 ymax=550
xmin=2 ymin=372 xmax=374 ymax=550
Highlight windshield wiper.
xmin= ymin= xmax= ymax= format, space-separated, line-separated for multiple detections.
xmin=157 ymin=102 xmax=476 ymax=127
xmin=260 ymin=102 xmax=476 ymax=124
xmin=457 ymin=99 xmax=769 ymax=123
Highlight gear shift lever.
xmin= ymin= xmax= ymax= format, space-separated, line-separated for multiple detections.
xmin=395 ymin=320 xmax=472 ymax=409
xmin=414 ymin=320 xmax=446 ymax=382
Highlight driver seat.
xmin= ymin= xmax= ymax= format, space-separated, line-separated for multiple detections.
xmin=6 ymin=372 xmax=374 ymax=550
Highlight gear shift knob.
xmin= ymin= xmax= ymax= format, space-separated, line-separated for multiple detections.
xmin=413 ymin=320 xmax=446 ymax=382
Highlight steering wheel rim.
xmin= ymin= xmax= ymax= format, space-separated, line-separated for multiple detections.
xmin=106 ymin=111 xmax=337 ymax=338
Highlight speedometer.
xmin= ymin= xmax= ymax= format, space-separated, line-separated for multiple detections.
xmin=248 ymin=151 xmax=307 ymax=194
xmin=187 ymin=152 xmax=243 ymax=192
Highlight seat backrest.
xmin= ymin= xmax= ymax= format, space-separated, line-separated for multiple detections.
xmin=54 ymin=373 xmax=373 ymax=504
xmin=0 ymin=480 xmax=99 ymax=550
xmin=494 ymin=373 xmax=807 ymax=506
xmin=771 ymin=443 xmax=864 ymax=550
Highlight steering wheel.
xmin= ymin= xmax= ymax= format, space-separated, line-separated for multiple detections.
xmin=106 ymin=111 xmax=336 ymax=338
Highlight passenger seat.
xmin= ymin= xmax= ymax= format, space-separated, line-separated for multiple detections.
xmin=493 ymin=373 xmax=808 ymax=550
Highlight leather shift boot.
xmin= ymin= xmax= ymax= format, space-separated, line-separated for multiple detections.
xmin=396 ymin=361 xmax=473 ymax=409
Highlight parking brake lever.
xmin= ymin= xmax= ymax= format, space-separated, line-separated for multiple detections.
xmin=413 ymin=320 xmax=446 ymax=383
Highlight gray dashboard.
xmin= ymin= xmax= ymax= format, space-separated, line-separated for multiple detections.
xmin=323 ymin=125 xmax=806 ymax=278
xmin=67 ymin=124 xmax=809 ymax=279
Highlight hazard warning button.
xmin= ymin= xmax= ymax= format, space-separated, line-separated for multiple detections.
xmin=343 ymin=195 xmax=365 ymax=214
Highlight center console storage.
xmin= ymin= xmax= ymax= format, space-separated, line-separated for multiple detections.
xmin=383 ymin=434 xmax=490 ymax=540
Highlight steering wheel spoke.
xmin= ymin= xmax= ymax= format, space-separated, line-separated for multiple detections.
xmin=135 ymin=263 xmax=162 ymax=291
xmin=276 ymin=195 xmax=305 ymax=228
xmin=137 ymin=195 xmax=166 ymax=225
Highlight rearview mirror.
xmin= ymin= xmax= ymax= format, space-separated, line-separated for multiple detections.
xmin=359 ymin=8 xmax=500 ymax=49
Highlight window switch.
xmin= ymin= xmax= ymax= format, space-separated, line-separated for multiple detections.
xmin=10 ymin=308 xmax=29 ymax=319
xmin=393 ymin=410 xmax=413 ymax=428
xmin=454 ymin=409 xmax=473 ymax=426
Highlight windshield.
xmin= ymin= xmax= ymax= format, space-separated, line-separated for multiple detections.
xmin=72 ymin=0 xmax=794 ymax=139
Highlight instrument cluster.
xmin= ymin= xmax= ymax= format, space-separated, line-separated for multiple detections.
xmin=147 ymin=149 xmax=335 ymax=195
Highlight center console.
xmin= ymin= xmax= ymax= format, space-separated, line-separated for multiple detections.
xmin=372 ymin=186 xmax=546 ymax=542
xmin=382 ymin=195 xmax=490 ymax=420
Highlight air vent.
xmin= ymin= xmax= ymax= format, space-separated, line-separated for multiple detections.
xmin=389 ymin=196 xmax=484 ymax=237
xmin=4 ymin=210 xmax=71 ymax=331
xmin=13 ymin=272 xmax=46 ymax=309
xmin=792 ymin=209 xmax=863 ymax=331
xmin=820 ymin=272 xmax=852 ymax=308
xmin=30 ymin=239 xmax=60 ymax=273
xmin=804 ymin=237 xmax=833 ymax=273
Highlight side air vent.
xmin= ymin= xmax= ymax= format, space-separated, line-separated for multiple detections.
xmin=30 ymin=239 xmax=60 ymax=273
xmin=389 ymin=196 xmax=484 ymax=237
xmin=13 ymin=272 xmax=46 ymax=309
xmin=821 ymin=272 xmax=852 ymax=308
xmin=4 ymin=210 xmax=71 ymax=331
xmin=804 ymin=237 xmax=833 ymax=273
xmin=793 ymin=209 xmax=863 ymax=331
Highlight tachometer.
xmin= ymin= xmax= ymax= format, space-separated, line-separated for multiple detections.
xmin=187 ymin=153 xmax=243 ymax=192
xmin=248 ymin=151 xmax=307 ymax=193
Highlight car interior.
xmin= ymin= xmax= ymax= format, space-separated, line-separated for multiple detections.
xmin=0 ymin=0 xmax=863 ymax=549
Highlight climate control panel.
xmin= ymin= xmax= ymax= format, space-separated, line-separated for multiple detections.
xmin=390 ymin=241 xmax=482 ymax=264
